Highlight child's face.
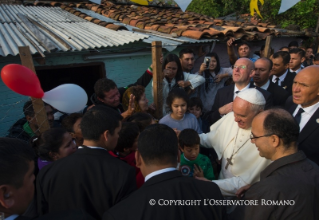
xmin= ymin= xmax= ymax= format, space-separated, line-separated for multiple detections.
xmin=188 ymin=105 xmax=202 ymax=119
xmin=171 ymin=98 xmax=187 ymax=120
xmin=181 ymin=144 xmax=200 ymax=161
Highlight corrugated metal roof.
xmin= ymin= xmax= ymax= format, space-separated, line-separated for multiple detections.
xmin=0 ymin=5 xmax=148 ymax=57
xmin=76 ymin=8 xmax=217 ymax=51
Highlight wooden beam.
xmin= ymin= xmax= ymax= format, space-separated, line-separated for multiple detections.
xmin=152 ymin=41 xmax=163 ymax=119
xmin=263 ymin=35 xmax=273 ymax=58
xmin=18 ymin=46 xmax=50 ymax=134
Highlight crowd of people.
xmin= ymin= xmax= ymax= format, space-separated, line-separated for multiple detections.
xmin=1 ymin=39 xmax=319 ymax=220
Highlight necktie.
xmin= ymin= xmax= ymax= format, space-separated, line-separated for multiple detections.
xmin=294 ymin=108 xmax=304 ymax=125
xmin=275 ymin=77 xmax=280 ymax=86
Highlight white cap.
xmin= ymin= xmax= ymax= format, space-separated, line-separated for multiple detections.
xmin=237 ymin=88 xmax=266 ymax=105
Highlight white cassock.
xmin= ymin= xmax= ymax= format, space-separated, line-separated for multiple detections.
xmin=199 ymin=112 xmax=272 ymax=196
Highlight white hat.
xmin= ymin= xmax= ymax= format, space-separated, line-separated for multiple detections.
xmin=237 ymin=88 xmax=266 ymax=105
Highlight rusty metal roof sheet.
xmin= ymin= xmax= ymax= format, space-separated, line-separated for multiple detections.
xmin=0 ymin=4 xmax=148 ymax=57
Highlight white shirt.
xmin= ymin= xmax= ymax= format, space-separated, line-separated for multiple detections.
xmin=144 ymin=167 xmax=176 ymax=182
xmin=293 ymin=101 xmax=319 ymax=131
xmin=254 ymin=79 xmax=270 ymax=90
xmin=78 ymin=146 xmax=107 ymax=151
xmin=272 ymin=70 xmax=288 ymax=86
xmin=290 ymin=67 xmax=302 ymax=74
xmin=233 ymin=83 xmax=250 ymax=100
xmin=5 ymin=215 xmax=19 ymax=220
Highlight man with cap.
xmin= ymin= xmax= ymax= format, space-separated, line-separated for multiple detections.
xmin=198 ymin=89 xmax=272 ymax=199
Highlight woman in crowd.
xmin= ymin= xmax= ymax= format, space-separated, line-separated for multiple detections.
xmin=197 ymin=52 xmax=232 ymax=113
xmin=153 ymin=53 xmax=205 ymax=115
xmin=34 ymin=127 xmax=77 ymax=170
xmin=122 ymin=85 xmax=150 ymax=114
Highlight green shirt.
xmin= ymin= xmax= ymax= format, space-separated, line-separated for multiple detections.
xmin=180 ymin=153 xmax=215 ymax=180
xmin=23 ymin=121 xmax=35 ymax=137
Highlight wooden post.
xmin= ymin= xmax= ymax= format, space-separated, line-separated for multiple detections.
xmin=152 ymin=41 xmax=163 ymax=119
xmin=18 ymin=46 xmax=50 ymax=134
xmin=263 ymin=36 xmax=273 ymax=58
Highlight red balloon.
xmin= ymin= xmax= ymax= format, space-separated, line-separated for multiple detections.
xmin=1 ymin=64 xmax=44 ymax=98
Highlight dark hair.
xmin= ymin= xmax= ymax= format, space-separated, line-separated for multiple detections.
xmin=163 ymin=53 xmax=184 ymax=84
xmin=203 ymin=52 xmax=221 ymax=92
xmin=124 ymin=112 xmax=153 ymax=131
xmin=36 ymin=128 xmax=68 ymax=161
xmin=114 ymin=122 xmax=139 ymax=153
xmin=314 ymin=53 xmax=319 ymax=61
xmin=94 ymin=78 xmax=117 ymax=99
xmin=23 ymin=100 xmax=49 ymax=117
xmin=138 ymin=124 xmax=178 ymax=166
xmin=81 ymin=105 xmax=122 ymax=141
xmin=288 ymin=41 xmax=299 ymax=48
xmin=188 ymin=97 xmax=203 ymax=110
xmin=237 ymin=42 xmax=251 ymax=51
xmin=178 ymin=129 xmax=200 ymax=148
xmin=272 ymin=51 xmax=291 ymax=65
xmin=166 ymin=88 xmax=189 ymax=112
xmin=279 ymin=46 xmax=289 ymax=51
xmin=179 ymin=48 xmax=195 ymax=59
xmin=258 ymin=57 xmax=273 ymax=70
xmin=289 ymin=48 xmax=305 ymax=58
xmin=0 ymin=138 xmax=35 ymax=188
xmin=263 ymin=108 xmax=299 ymax=148
xmin=122 ymin=85 xmax=145 ymax=113
xmin=61 ymin=113 xmax=83 ymax=133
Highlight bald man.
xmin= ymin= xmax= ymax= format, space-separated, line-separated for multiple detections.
xmin=285 ymin=66 xmax=319 ymax=165
xmin=205 ymin=58 xmax=273 ymax=125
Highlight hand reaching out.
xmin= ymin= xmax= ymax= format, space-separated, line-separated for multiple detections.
xmin=193 ymin=164 xmax=204 ymax=178
xmin=218 ymin=102 xmax=233 ymax=115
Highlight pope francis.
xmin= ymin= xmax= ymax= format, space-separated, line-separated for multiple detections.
xmin=199 ymin=88 xmax=272 ymax=197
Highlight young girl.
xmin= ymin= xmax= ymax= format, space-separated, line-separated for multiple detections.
xmin=34 ymin=128 xmax=77 ymax=170
xmin=152 ymin=53 xmax=205 ymax=115
xmin=159 ymin=88 xmax=202 ymax=133
xmin=198 ymin=52 xmax=232 ymax=113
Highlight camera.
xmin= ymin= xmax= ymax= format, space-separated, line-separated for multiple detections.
xmin=204 ymin=57 xmax=211 ymax=69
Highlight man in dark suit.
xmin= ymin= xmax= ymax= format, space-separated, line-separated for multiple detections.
xmin=37 ymin=106 xmax=137 ymax=219
xmin=285 ymin=66 xmax=319 ymax=165
xmin=270 ymin=51 xmax=296 ymax=96
xmin=252 ymin=58 xmax=289 ymax=107
xmin=235 ymin=108 xmax=319 ymax=220
xmin=289 ymin=48 xmax=305 ymax=74
xmin=103 ymin=124 xmax=226 ymax=220
xmin=205 ymin=58 xmax=273 ymax=125
xmin=0 ymin=138 xmax=35 ymax=220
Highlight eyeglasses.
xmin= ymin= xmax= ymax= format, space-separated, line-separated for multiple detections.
xmin=233 ymin=65 xmax=247 ymax=70
xmin=250 ymin=133 xmax=274 ymax=140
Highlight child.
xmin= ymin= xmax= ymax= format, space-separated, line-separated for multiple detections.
xmin=179 ymin=129 xmax=215 ymax=180
xmin=188 ymin=97 xmax=210 ymax=133
xmin=108 ymin=122 xmax=144 ymax=188
xmin=159 ymin=88 xmax=202 ymax=133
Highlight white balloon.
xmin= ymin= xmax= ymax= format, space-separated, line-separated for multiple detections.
xmin=42 ymin=84 xmax=88 ymax=114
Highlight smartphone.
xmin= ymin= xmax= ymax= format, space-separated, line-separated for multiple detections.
xmin=204 ymin=57 xmax=211 ymax=69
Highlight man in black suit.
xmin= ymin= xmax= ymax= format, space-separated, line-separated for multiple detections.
xmin=37 ymin=106 xmax=137 ymax=219
xmin=0 ymin=138 xmax=35 ymax=220
xmin=285 ymin=66 xmax=319 ymax=165
xmin=103 ymin=124 xmax=226 ymax=220
xmin=289 ymin=48 xmax=305 ymax=74
xmin=205 ymin=58 xmax=273 ymax=125
xmin=253 ymin=58 xmax=289 ymax=106
xmin=270 ymin=51 xmax=296 ymax=96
